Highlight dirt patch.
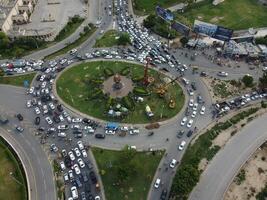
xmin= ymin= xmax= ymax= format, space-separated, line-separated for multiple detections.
xmin=210 ymin=16 xmax=224 ymax=23
xmin=224 ymin=143 xmax=267 ymax=200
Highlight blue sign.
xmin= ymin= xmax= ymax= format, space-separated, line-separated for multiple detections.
xmin=171 ymin=22 xmax=190 ymax=36
xmin=156 ymin=6 xmax=174 ymax=21
xmin=193 ymin=20 xmax=233 ymax=41
xmin=24 ymin=80 xmax=29 ymax=88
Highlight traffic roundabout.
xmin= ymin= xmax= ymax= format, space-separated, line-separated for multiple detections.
xmin=55 ymin=60 xmax=185 ymax=124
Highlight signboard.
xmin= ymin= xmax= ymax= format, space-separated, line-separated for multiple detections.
xmin=156 ymin=6 xmax=174 ymax=21
xmin=171 ymin=21 xmax=190 ymax=36
xmin=193 ymin=20 xmax=233 ymax=41
xmin=213 ymin=26 xmax=233 ymax=41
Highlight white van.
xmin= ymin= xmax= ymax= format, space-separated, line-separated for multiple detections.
xmin=71 ymin=186 xmax=78 ymax=199
xmin=58 ymin=132 xmax=66 ymax=138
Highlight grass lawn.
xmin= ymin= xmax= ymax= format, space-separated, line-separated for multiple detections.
xmin=44 ymin=26 xmax=97 ymax=60
xmin=175 ymin=0 xmax=267 ymax=30
xmin=0 ymin=72 xmax=36 ymax=87
xmin=132 ymin=0 xmax=184 ymax=15
xmin=0 ymin=138 xmax=27 ymax=200
xmin=56 ymin=61 xmax=184 ymax=123
xmin=94 ymin=30 xmax=120 ymax=48
xmin=92 ymin=147 xmax=164 ymax=200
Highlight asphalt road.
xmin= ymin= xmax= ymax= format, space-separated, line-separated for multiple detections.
xmin=0 ymin=86 xmax=56 ymax=200
xmin=189 ymin=112 xmax=267 ymax=200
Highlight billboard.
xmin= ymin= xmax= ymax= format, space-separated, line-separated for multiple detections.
xmin=156 ymin=6 xmax=174 ymax=21
xmin=193 ymin=20 xmax=233 ymax=41
xmin=213 ymin=26 xmax=233 ymax=41
xmin=171 ymin=21 xmax=190 ymax=36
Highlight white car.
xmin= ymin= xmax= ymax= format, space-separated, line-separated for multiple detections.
xmin=217 ymin=71 xmax=228 ymax=77
xmin=129 ymin=129 xmax=139 ymax=135
xmin=180 ymin=117 xmax=187 ymax=126
xmin=71 ymin=186 xmax=78 ymax=199
xmin=191 ymin=111 xmax=197 ymax=118
xmin=59 ymin=161 xmax=66 ymax=171
xmin=63 ymin=173 xmax=69 ymax=182
xmin=178 ymin=141 xmax=186 ymax=151
xmin=193 ymin=103 xmax=198 ymax=111
xmin=74 ymin=148 xmax=81 ymax=157
xmin=200 ymin=106 xmax=206 ymax=115
xmin=26 ymin=100 xmax=31 ymax=108
xmin=189 ymin=99 xmax=194 ymax=107
xmin=82 ymin=149 xmax=87 ymax=158
xmin=49 ymin=103 xmax=55 ymax=110
xmin=72 ymin=118 xmax=82 ymax=123
xmin=68 ymin=151 xmax=75 ymax=161
xmin=154 ymin=178 xmax=161 ymax=188
xmin=35 ymin=107 xmax=41 ymax=115
xmin=59 ymin=115 xmax=64 ymax=122
xmin=77 ymin=158 xmax=85 ymax=168
xmin=77 ymin=141 xmax=84 ymax=150
xmin=170 ymin=159 xmax=177 ymax=168
xmin=69 ymin=49 xmax=77 ymax=55
xmin=187 ymin=119 xmax=193 ymax=128
xmin=68 ymin=170 xmax=74 ymax=180
xmin=45 ymin=117 xmax=53 ymax=125
xmin=84 ymin=126 xmax=94 ymax=134
xmin=105 ymin=129 xmax=115 ymax=135
xmin=73 ymin=164 xmax=81 ymax=175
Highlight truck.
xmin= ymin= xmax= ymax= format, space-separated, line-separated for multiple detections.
xmin=145 ymin=105 xmax=154 ymax=118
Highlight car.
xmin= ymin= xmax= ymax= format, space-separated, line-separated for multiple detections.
xmin=59 ymin=115 xmax=64 ymax=122
xmin=170 ymin=159 xmax=177 ymax=168
xmin=50 ymin=144 xmax=58 ymax=152
xmin=82 ymin=172 xmax=89 ymax=182
xmin=191 ymin=111 xmax=197 ymax=118
xmin=81 ymin=192 xmax=86 ymax=200
xmin=187 ymin=119 xmax=193 ymax=128
xmin=77 ymin=141 xmax=84 ymax=150
xmin=160 ymin=189 xmax=167 ymax=200
xmin=68 ymin=170 xmax=74 ymax=180
xmin=178 ymin=141 xmax=186 ymax=151
xmin=61 ymin=149 xmax=67 ymax=157
xmin=217 ymin=71 xmax=228 ymax=77
xmin=35 ymin=117 xmax=40 ymax=125
xmin=105 ymin=129 xmax=115 ymax=135
xmin=16 ymin=113 xmax=23 ymax=121
xmin=77 ymin=158 xmax=85 ymax=168
xmin=187 ymin=130 xmax=193 ymax=137
xmin=70 ymin=186 xmax=78 ymax=199
xmin=58 ymin=124 xmax=69 ymax=130
xmin=154 ymin=178 xmax=161 ymax=188
xmin=59 ymin=161 xmax=66 ymax=171
xmin=189 ymin=99 xmax=194 ymax=107
xmin=200 ymin=106 xmax=206 ymax=115
xmin=58 ymin=132 xmax=66 ymax=138
xmin=15 ymin=125 xmax=24 ymax=132
xmin=68 ymin=151 xmax=75 ymax=161
xmin=69 ymin=49 xmax=77 ymax=55
xmin=45 ymin=117 xmax=53 ymax=125
xmin=49 ymin=102 xmax=55 ymax=110
xmin=73 ymin=164 xmax=81 ymax=175
xmin=193 ymin=103 xmax=198 ymax=111
xmin=176 ymin=130 xmax=184 ymax=138
xmin=35 ymin=107 xmax=41 ymax=115
xmin=72 ymin=118 xmax=82 ymax=123
xmin=74 ymin=148 xmax=81 ymax=157
xmin=95 ymin=196 xmax=101 ymax=200
xmin=95 ymin=133 xmax=105 ymax=139
xmin=180 ymin=117 xmax=187 ymax=126
xmin=63 ymin=173 xmax=69 ymax=183
xmin=26 ymin=100 xmax=32 ymax=108
xmin=81 ymin=149 xmax=87 ymax=158
xmin=89 ymin=171 xmax=97 ymax=184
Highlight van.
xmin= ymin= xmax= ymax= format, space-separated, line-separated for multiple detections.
xmin=58 ymin=132 xmax=66 ymax=138
xmin=71 ymin=186 xmax=78 ymax=199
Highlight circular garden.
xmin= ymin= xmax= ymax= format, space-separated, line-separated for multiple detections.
xmin=56 ymin=61 xmax=185 ymax=123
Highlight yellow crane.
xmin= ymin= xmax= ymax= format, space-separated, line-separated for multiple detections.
xmin=155 ymin=77 xmax=178 ymax=97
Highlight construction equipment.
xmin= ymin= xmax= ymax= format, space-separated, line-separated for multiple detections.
xmin=143 ymin=57 xmax=152 ymax=86
xmin=169 ymin=98 xmax=176 ymax=108
xmin=155 ymin=77 xmax=178 ymax=97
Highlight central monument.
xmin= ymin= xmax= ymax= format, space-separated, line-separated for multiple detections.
xmin=113 ymin=73 xmax=123 ymax=90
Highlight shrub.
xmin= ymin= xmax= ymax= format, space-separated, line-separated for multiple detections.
xmin=120 ymin=67 xmax=130 ymax=76
xmin=133 ymin=86 xmax=150 ymax=96
xmin=122 ymin=96 xmax=134 ymax=110
xmin=90 ymin=89 xmax=103 ymax=99
xmin=132 ymin=75 xmax=144 ymax=82
xmin=103 ymin=68 xmax=114 ymax=77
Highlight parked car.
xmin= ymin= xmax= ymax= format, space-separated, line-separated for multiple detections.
xmin=178 ymin=141 xmax=186 ymax=151
xmin=16 ymin=113 xmax=23 ymax=121
xmin=154 ymin=178 xmax=161 ymax=188
xmin=169 ymin=159 xmax=177 ymax=168
xmin=95 ymin=133 xmax=105 ymax=139
xmin=89 ymin=171 xmax=97 ymax=184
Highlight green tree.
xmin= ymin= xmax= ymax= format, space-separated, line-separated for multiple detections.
xmin=180 ymin=37 xmax=189 ymax=47
xmin=242 ymin=75 xmax=254 ymax=87
xmin=143 ymin=14 xmax=157 ymax=28
xmin=0 ymin=32 xmax=10 ymax=49
xmin=117 ymin=32 xmax=131 ymax=45
xmin=259 ymin=73 xmax=267 ymax=89
xmin=0 ymin=68 xmax=4 ymax=77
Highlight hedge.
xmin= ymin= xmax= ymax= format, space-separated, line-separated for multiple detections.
xmin=122 ymin=96 xmax=135 ymax=110
xmin=133 ymin=86 xmax=150 ymax=96
xmin=132 ymin=76 xmax=144 ymax=82
xmin=103 ymin=68 xmax=114 ymax=77
xmin=120 ymin=67 xmax=131 ymax=76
